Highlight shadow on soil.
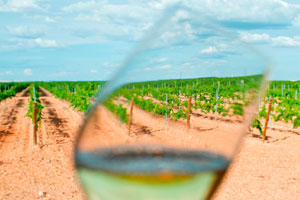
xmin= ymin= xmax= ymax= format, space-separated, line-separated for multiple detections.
xmin=42 ymin=99 xmax=70 ymax=138
xmin=0 ymin=99 xmax=24 ymax=136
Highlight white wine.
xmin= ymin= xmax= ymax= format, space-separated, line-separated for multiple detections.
xmin=76 ymin=146 xmax=229 ymax=200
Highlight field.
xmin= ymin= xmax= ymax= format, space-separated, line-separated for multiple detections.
xmin=0 ymin=78 xmax=300 ymax=199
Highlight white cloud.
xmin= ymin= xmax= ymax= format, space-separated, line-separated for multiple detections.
xmin=24 ymin=68 xmax=32 ymax=76
xmin=55 ymin=71 xmax=74 ymax=77
xmin=182 ymin=62 xmax=192 ymax=66
xmin=160 ymin=31 xmax=180 ymax=43
xmin=58 ymin=0 xmax=300 ymax=47
xmin=272 ymin=36 xmax=300 ymax=47
xmin=186 ymin=0 xmax=300 ymax=25
xmin=62 ymin=1 xmax=155 ymax=42
xmin=157 ymin=57 xmax=168 ymax=62
xmin=0 ymin=0 xmax=41 ymax=12
xmin=2 ymin=0 xmax=298 ymax=52
xmin=45 ymin=16 xmax=55 ymax=23
xmin=144 ymin=67 xmax=152 ymax=71
xmin=74 ymin=3 xmax=148 ymax=20
xmin=102 ymin=62 xmax=118 ymax=68
xmin=90 ymin=69 xmax=98 ymax=73
xmin=201 ymin=46 xmax=218 ymax=54
xmin=148 ymin=0 xmax=176 ymax=10
xmin=5 ymin=71 xmax=14 ymax=75
xmin=62 ymin=1 xmax=97 ymax=12
xmin=0 ymin=37 xmax=62 ymax=50
xmin=150 ymin=57 xmax=168 ymax=63
xmin=147 ymin=0 xmax=300 ymax=26
xmin=156 ymin=64 xmax=172 ymax=69
xmin=63 ymin=1 xmax=151 ymax=23
xmin=180 ymin=62 xmax=194 ymax=69
xmin=34 ymin=38 xmax=58 ymax=48
xmin=240 ymin=32 xmax=271 ymax=43
xmin=7 ymin=25 xmax=44 ymax=39
xmin=239 ymin=32 xmax=300 ymax=47
xmin=292 ymin=14 xmax=300 ymax=26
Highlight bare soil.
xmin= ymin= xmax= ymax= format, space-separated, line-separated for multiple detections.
xmin=0 ymin=89 xmax=300 ymax=199
xmin=213 ymin=128 xmax=300 ymax=200
xmin=0 ymin=88 xmax=85 ymax=200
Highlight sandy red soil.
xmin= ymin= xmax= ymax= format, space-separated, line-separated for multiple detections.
xmin=213 ymin=129 xmax=300 ymax=200
xmin=0 ymin=88 xmax=85 ymax=200
xmin=0 ymin=89 xmax=300 ymax=199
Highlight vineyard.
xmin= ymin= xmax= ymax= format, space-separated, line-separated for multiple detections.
xmin=0 ymin=78 xmax=300 ymax=199
xmin=1 ymin=76 xmax=290 ymax=136
xmin=0 ymin=83 xmax=29 ymax=101
xmin=0 ymin=77 xmax=299 ymax=141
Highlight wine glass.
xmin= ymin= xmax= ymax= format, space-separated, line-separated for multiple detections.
xmin=75 ymin=6 xmax=269 ymax=200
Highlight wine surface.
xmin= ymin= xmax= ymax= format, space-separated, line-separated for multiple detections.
xmin=76 ymin=146 xmax=229 ymax=200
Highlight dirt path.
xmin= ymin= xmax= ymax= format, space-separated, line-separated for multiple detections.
xmin=89 ymin=99 xmax=300 ymax=199
xmin=0 ymin=88 xmax=85 ymax=200
xmin=214 ymin=129 xmax=300 ymax=200
xmin=129 ymin=102 xmax=300 ymax=199
xmin=106 ymin=98 xmax=242 ymax=156
xmin=1 ymin=89 xmax=300 ymax=199
xmin=0 ymin=89 xmax=30 ymax=141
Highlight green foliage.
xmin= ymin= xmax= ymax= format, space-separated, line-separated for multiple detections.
xmin=259 ymin=104 xmax=267 ymax=118
xmin=293 ymin=115 xmax=300 ymax=128
xmin=229 ymin=102 xmax=244 ymax=116
xmin=40 ymin=81 xmax=103 ymax=113
xmin=171 ymin=109 xmax=187 ymax=120
xmin=252 ymin=117 xmax=263 ymax=135
xmin=26 ymin=84 xmax=44 ymax=125
xmin=0 ymin=83 xmax=29 ymax=101
xmin=262 ymin=81 xmax=300 ymax=129
xmin=103 ymin=99 xmax=128 ymax=123
xmin=35 ymin=76 xmax=300 ymax=133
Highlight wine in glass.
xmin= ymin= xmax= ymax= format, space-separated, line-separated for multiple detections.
xmin=75 ymin=6 xmax=269 ymax=200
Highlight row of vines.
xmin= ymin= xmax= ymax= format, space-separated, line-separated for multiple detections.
xmin=0 ymin=82 xmax=29 ymax=101
xmin=1 ymin=77 xmax=300 ymax=134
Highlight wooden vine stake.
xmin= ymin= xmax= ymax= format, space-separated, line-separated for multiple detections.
xmin=128 ymin=98 xmax=134 ymax=135
xmin=165 ymin=94 xmax=168 ymax=126
xmin=262 ymin=98 xmax=273 ymax=142
xmin=187 ymin=96 xmax=192 ymax=129
xmin=214 ymin=81 xmax=220 ymax=122
xmin=33 ymin=101 xmax=37 ymax=145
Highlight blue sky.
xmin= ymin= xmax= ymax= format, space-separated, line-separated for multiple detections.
xmin=0 ymin=0 xmax=300 ymax=82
